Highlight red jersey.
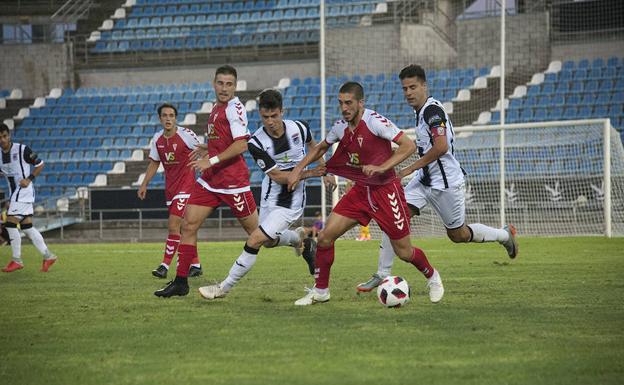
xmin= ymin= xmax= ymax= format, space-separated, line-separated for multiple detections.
xmin=198 ymin=96 xmax=251 ymax=194
xmin=149 ymin=126 xmax=200 ymax=202
xmin=326 ymin=109 xmax=403 ymax=186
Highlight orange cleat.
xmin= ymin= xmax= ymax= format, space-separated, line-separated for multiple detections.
xmin=2 ymin=260 xmax=24 ymax=272
xmin=41 ymin=258 xmax=57 ymax=272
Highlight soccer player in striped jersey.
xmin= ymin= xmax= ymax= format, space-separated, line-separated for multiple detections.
xmin=138 ymin=103 xmax=203 ymax=279
xmin=198 ymin=89 xmax=327 ymax=300
xmin=357 ymin=64 xmax=519 ymax=292
xmin=287 ymin=82 xmax=444 ymax=305
xmin=0 ymin=123 xmax=57 ymax=272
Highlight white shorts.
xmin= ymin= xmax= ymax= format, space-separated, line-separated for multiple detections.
xmin=404 ymin=178 xmax=466 ymax=229
xmin=258 ymin=205 xmax=304 ymax=240
xmin=7 ymin=201 xmax=34 ymax=218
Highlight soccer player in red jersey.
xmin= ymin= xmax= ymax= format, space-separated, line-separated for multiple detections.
xmin=155 ymin=65 xmax=260 ymax=297
xmin=287 ymin=82 xmax=445 ymax=305
xmin=138 ymin=103 xmax=203 ymax=279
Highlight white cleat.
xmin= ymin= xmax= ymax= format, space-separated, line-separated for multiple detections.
xmin=427 ymin=270 xmax=444 ymax=303
xmin=198 ymin=284 xmax=227 ymax=300
xmin=294 ymin=287 xmax=330 ymax=306
xmin=293 ymin=227 xmax=306 ymax=256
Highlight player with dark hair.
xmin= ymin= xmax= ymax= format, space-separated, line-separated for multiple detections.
xmin=356 ymin=64 xmax=518 ymax=292
xmin=0 ymin=123 xmax=57 ymax=272
xmin=138 ymin=103 xmax=203 ymax=278
xmin=287 ymin=81 xmax=445 ymax=305
xmin=197 ymin=88 xmax=327 ymax=300
xmin=155 ymin=65 xmax=260 ymax=297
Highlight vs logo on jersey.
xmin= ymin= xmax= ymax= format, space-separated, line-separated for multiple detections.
xmin=165 ymin=152 xmax=176 ymax=162
xmin=207 ymin=124 xmax=219 ymax=140
xmin=348 ymin=152 xmax=360 ymax=166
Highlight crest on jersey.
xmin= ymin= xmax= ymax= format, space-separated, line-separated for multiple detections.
xmin=12 ymin=154 xmax=18 ymax=161
xmin=173 ymin=143 xmax=177 ymax=151
xmin=291 ymin=133 xmax=300 ymax=145
xmin=357 ymin=135 xmax=363 ymax=147
xmin=257 ymin=159 xmax=266 ymax=169
xmin=437 ymin=126 xmax=445 ymax=136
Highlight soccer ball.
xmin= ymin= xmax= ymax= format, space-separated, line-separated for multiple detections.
xmin=377 ymin=276 xmax=410 ymax=308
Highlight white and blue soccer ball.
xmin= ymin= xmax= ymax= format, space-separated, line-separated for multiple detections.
xmin=377 ymin=276 xmax=410 ymax=308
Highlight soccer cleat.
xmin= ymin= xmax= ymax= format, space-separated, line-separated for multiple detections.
xmin=198 ymin=284 xmax=227 ymax=300
xmin=426 ymin=270 xmax=444 ymax=303
xmin=40 ymin=258 xmax=57 ymax=272
xmin=302 ymin=237 xmax=317 ymax=275
xmin=154 ymin=280 xmax=189 ymax=297
xmin=152 ymin=264 xmax=168 ymax=279
xmin=188 ymin=265 xmax=203 ymax=277
xmin=293 ymin=227 xmax=306 ymax=256
xmin=2 ymin=260 xmax=24 ymax=273
xmin=501 ymin=224 xmax=519 ymax=259
xmin=356 ymin=273 xmax=385 ymax=292
xmin=294 ymin=287 xmax=330 ymax=306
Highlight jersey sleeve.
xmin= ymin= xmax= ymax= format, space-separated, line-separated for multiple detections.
xmin=325 ymin=120 xmax=345 ymax=145
xmin=422 ymin=105 xmax=448 ymax=139
xmin=248 ymin=138 xmax=277 ymax=173
xmin=178 ymin=126 xmax=201 ymax=150
xmin=226 ymin=101 xmax=250 ymax=140
xmin=368 ymin=112 xmax=403 ymax=142
xmin=148 ymin=132 xmax=161 ymax=162
xmin=23 ymin=146 xmax=43 ymax=166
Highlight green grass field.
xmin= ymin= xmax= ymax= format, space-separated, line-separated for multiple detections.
xmin=1 ymin=237 xmax=623 ymax=385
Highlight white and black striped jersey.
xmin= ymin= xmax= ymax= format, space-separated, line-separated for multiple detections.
xmin=0 ymin=142 xmax=43 ymax=203
xmin=248 ymin=119 xmax=312 ymax=209
xmin=413 ymin=97 xmax=465 ymax=189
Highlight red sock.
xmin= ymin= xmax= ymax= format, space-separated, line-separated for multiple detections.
xmin=176 ymin=244 xmax=196 ymax=278
xmin=408 ymin=247 xmax=434 ymax=279
xmin=162 ymin=234 xmax=180 ymax=266
xmin=314 ymin=244 xmax=335 ymax=289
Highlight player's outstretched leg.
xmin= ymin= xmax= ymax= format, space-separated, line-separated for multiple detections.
xmin=198 ymin=243 xmax=259 ymax=300
xmin=464 ymin=223 xmax=518 ymax=259
xmin=19 ymin=223 xmax=58 ymax=272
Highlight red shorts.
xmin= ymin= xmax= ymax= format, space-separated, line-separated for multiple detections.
xmin=167 ymin=195 xmax=189 ymax=217
xmin=187 ymin=182 xmax=257 ymax=218
xmin=333 ymin=179 xmax=410 ymax=240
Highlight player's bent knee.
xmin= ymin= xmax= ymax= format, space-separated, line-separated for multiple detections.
xmin=317 ymin=232 xmax=334 ymax=248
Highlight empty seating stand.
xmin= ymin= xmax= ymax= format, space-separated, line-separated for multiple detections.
xmin=91 ymin=0 xmax=379 ymax=53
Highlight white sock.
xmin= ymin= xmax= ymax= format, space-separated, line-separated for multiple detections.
xmin=191 ymin=263 xmax=201 ymax=268
xmin=160 ymin=263 xmax=169 ymax=269
xmin=23 ymin=227 xmax=53 ymax=258
xmin=277 ymin=229 xmax=300 ymax=247
xmin=6 ymin=227 xmax=23 ymax=264
xmin=314 ymin=287 xmax=329 ymax=295
xmin=221 ymin=245 xmax=259 ymax=292
xmin=378 ymin=232 xmax=395 ymax=277
xmin=468 ymin=224 xmax=509 ymax=243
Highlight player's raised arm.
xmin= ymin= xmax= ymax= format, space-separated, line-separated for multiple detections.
xmin=288 ymin=140 xmax=331 ymax=191
xmin=137 ymin=159 xmax=160 ymax=199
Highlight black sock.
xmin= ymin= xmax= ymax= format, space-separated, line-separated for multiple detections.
xmin=174 ymin=276 xmax=188 ymax=285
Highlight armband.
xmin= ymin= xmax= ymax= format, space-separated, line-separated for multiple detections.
xmin=27 ymin=174 xmax=36 ymax=181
